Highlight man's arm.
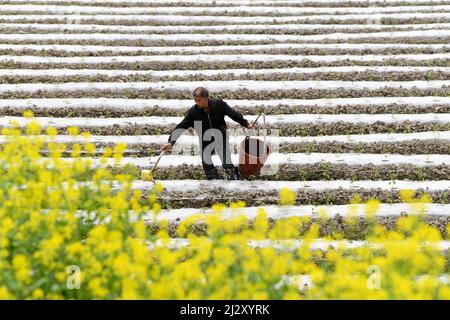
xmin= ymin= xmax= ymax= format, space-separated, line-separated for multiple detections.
xmin=167 ymin=110 xmax=194 ymax=146
xmin=222 ymin=100 xmax=250 ymax=128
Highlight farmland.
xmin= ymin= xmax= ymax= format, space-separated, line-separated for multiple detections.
xmin=0 ymin=0 xmax=449 ymax=300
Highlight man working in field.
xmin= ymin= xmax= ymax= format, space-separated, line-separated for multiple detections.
xmin=161 ymin=87 xmax=255 ymax=180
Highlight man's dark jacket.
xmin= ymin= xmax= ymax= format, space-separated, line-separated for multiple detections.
xmin=167 ymin=99 xmax=249 ymax=146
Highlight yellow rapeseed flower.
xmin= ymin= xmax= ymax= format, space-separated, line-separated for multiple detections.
xmin=12 ymin=254 xmax=31 ymax=283
xmin=68 ymin=126 xmax=79 ymax=136
xmin=399 ymin=189 xmax=415 ymax=203
xmin=23 ymin=110 xmax=34 ymax=118
xmin=279 ymin=187 xmax=296 ymax=206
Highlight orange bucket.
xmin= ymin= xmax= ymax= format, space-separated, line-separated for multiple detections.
xmin=238 ymin=136 xmax=270 ymax=178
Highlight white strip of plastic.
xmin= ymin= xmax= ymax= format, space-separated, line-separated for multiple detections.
xmin=0 ymin=80 xmax=448 ymax=94
xmin=0 ymin=97 xmax=446 ymax=110
xmin=147 ymin=238 xmax=450 ymax=252
xmin=1 ymin=131 xmax=446 ymax=146
xmin=1 ymin=66 xmax=449 ymax=78
xmin=4 ymin=0 xmax=449 ymax=4
xmin=152 ymin=203 xmax=450 ymax=222
xmin=1 ymin=53 xmax=447 ymax=64
xmin=1 ymin=12 xmax=447 ymax=23
xmin=71 ymin=152 xmax=450 ymax=167
xmin=131 ymin=179 xmax=450 ymax=192
xmin=1 ymin=43 xmax=448 ymax=54
xmin=2 ymin=22 xmax=450 ymax=33
xmin=4 ymin=0 xmax=449 ymax=5
xmin=284 ymin=274 xmax=450 ymax=290
xmin=2 ymin=4 xmax=449 ymax=15
xmin=0 ymin=29 xmax=448 ymax=42
xmin=1 ymin=113 xmax=447 ymax=127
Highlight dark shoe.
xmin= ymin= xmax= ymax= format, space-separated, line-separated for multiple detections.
xmin=205 ymin=168 xmax=220 ymax=180
xmin=225 ymin=167 xmax=240 ymax=180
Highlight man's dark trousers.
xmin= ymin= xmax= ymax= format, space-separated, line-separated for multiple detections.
xmin=200 ymin=130 xmax=235 ymax=179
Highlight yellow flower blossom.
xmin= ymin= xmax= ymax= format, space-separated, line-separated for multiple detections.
xmin=31 ymin=289 xmax=44 ymax=300
xmin=12 ymin=254 xmax=32 ymax=283
xmin=279 ymin=187 xmax=296 ymax=206
xmin=0 ymin=131 xmax=448 ymax=300
xmin=68 ymin=126 xmax=79 ymax=136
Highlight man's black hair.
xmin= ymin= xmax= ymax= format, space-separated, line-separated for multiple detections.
xmin=193 ymin=87 xmax=209 ymax=98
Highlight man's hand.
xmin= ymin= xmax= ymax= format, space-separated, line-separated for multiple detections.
xmin=161 ymin=143 xmax=172 ymax=152
xmin=246 ymin=123 xmax=256 ymax=130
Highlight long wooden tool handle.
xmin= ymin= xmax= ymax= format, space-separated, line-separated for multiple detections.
xmin=150 ymin=149 xmax=166 ymax=173
xmin=246 ymin=112 xmax=265 ymax=138
xmin=251 ymin=113 xmax=262 ymax=127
